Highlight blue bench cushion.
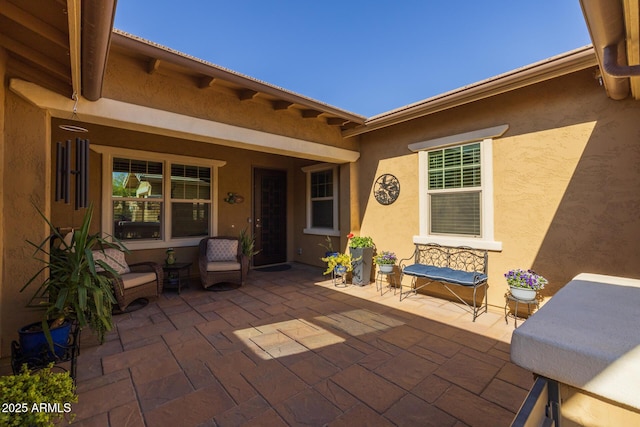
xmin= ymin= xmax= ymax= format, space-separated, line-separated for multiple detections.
xmin=403 ymin=264 xmax=487 ymax=287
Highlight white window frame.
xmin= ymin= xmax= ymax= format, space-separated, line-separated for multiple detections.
xmin=302 ymin=163 xmax=339 ymax=236
xmin=412 ymin=125 xmax=505 ymax=251
xmin=92 ymin=145 xmax=226 ymax=250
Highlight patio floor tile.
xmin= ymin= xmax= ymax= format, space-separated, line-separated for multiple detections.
xmin=385 ymin=393 xmax=458 ymax=426
xmin=435 ymin=352 xmax=502 ymax=395
xmin=331 ymin=364 xmax=405 ymax=413
xmin=2 ymin=263 xmax=535 ymax=426
xmin=276 ymin=388 xmax=343 ymax=426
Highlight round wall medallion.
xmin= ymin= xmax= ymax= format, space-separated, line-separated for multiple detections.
xmin=374 ymin=174 xmax=400 ymax=205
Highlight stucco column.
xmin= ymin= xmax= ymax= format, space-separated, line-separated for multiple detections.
xmin=1 ymin=90 xmax=51 ymax=357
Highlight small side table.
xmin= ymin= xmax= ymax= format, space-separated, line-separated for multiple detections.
xmin=163 ymin=262 xmax=192 ymax=294
xmin=376 ymin=270 xmax=397 ymax=296
xmin=505 ymin=291 xmax=539 ymax=328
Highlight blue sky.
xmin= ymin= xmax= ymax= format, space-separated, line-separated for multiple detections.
xmin=114 ymin=1 xmax=592 ymax=117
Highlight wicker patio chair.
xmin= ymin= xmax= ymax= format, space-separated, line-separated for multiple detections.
xmin=198 ymin=236 xmax=248 ymax=289
xmin=92 ymin=248 xmax=163 ymax=312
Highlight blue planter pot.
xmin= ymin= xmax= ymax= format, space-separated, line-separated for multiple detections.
xmin=334 ymin=265 xmax=348 ymax=276
xmin=19 ymin=320 xmax=72 ymax=359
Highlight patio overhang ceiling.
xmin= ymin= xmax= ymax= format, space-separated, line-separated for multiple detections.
xmin=11 ymin=78 xmax=360 ymax=164
xmin=0 ymin=1 xmax=364 ymax=140
xmin=579 ymin=0 xmax=640 ymax=101
xmin=0 ymin=0 xmax=116 ymax=101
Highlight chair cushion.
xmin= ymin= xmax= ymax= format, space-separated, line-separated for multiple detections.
xmin=207 ymin=261 xmax=241 ymax=272
xmin=92 ymin=248 xmax=131 ymax=274
xmin=121 ymin=272 xmax=157 ymax=289
xmin=207 ymin=239 xmax=238 ymax=262
xmin=63 ymin=230 xmax=75 ymax=252
xmin=403 ymin=264 xmax=487 ymax=287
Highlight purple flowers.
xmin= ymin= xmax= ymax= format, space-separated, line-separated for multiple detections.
xmin=505 ymin=269 xmax=548 ymax=290
xmin=375 ymin=251 xmax=397 ymax=265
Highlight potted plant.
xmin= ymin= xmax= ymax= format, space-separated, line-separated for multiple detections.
xmin=239 ymin=228 xmax=259 ymax=276
xmin=318 ymin=235 xmax=338 ymax=258
xmin=374 ymin=251 xmax=397 ymax=273
xmin=19 ymin=203 xmax=122 ymax=359
xmin=0 ymin=363 xmax=77 ymax=426
xmin=504 ymin=268 xmax=548 ymax=300
xmin=348 ymin=233 xmax=375 ymax=286
xmin=321 ymin=252 xmax=359 ymax=276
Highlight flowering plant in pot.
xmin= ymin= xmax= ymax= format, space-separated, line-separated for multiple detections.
xmin=375 ymin=251 xmax=397 ymax=272
xmin=320 ymin=252 xmax=359 ymax=276
xmin=504 ymin=269 xmax=548 ymax=300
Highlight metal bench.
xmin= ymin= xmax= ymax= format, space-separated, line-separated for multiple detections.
xmin=399 ymin=243 xmax=489 ymax=321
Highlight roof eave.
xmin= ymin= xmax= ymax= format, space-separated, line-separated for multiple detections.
xmin=342 ymin=46 xmax=598 ymax=138
xmin=110 ymin=30 xmax=366 ymax=125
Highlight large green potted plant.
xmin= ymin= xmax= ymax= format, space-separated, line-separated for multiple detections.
xmin=0 ymin=363 xmax=77 ymax=426
xmin=348 ymin=234 xmax=375 ymax=286
xmin=19 ymin=203 xmax=123 ymax=357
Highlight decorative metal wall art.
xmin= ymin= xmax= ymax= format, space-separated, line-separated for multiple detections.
xmin=374 ymin=173 xmax=400 ymax=205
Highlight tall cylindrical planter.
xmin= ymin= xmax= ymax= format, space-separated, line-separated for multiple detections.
xmin=350 ymin=247 xmax=373 ymax=286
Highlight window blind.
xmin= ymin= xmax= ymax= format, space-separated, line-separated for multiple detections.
xmin=430 ymin=192 xmax=481 ymax=236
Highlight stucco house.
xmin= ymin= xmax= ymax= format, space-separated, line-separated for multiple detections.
xmin=1 ymin=0 xmax=639 ymax=362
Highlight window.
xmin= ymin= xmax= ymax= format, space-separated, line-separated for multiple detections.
xmin=302 ymin=164 xmax=339 ymax=235
xmin=95 ymin=146 xmax=225 ymax=249
xmin=413 ymin=125 xmax=505 ymax=251
xmin=427 ymin=143 xmax=481 ymax=236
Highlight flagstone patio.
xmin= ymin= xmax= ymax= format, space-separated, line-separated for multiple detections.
xmin=7 ymin=263 xmax=533 ymax=426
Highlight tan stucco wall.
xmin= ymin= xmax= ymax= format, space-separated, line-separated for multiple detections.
xmin=103 ymin=50 xmax=356 ymax=151
xmin=0 ymin=47 xmax=5 ymax=355
xmin=1 ymin=89 xmax=52 ymax=355
xmin=561 ymin=383 xmax=640 ymax=426
xmin=357 ymin=69 xmax=640 ymax=309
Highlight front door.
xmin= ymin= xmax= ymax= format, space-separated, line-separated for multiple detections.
xmin=252 ymin=168 xmax=287 ymax=266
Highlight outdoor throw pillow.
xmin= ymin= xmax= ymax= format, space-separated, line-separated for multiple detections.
xmin=92 ymin=248 xmax=131 ymax=275
xmin=207 ymin=239 xmax=238 ymax=262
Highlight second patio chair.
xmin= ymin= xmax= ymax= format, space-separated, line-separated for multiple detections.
xmin=199 ymin=236 xmax=247 ymax=290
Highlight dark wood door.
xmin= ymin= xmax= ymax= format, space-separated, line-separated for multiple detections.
xmin=253 ymin=168 xmax=287 ymax=266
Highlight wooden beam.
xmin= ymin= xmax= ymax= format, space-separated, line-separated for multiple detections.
xmin=237 ymin=89 xmax=258 ymax=100
xmin=198 ymin=76 xmax=217 ymax=88
xmin=341 ymin=122 xmax=360 ymax=130
xmin=301 ymin=109 xmax=321 ymax=118
xmin=0 ymin=33 xmax=69 ymax=81
xmin=272 ymin=100 xmax=293 ymax=110
xmin=0 ymin=0 xmax=68 ymax=48
xmin=147 ymin=58 xmax=161 ymax=74
xmin=326 ymin=117 xmax=348 ymax=126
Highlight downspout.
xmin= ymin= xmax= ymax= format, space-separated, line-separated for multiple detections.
xmin=603 ymin=43 xmax=640 ymax=78
xmin=580 ymin=0 xmax=632 ymax=100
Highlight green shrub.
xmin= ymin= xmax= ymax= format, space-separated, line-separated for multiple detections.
xmin=0 ymin=364 xmax=77 ymax=426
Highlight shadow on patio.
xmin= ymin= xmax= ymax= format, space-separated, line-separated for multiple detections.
xmin=65 ymin=263 xmax=532 ymax=426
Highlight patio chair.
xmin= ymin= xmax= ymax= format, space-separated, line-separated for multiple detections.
xmin=199 ymin=236 xmax=247 ymax=290
xmin=92 ymin=248 xmax=163 ymax=312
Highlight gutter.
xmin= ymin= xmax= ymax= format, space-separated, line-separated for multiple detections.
xmin=81 ymin=0 xmax=118 ymax=101
xmin=343 ymin=46 xmax=597 ymax=137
